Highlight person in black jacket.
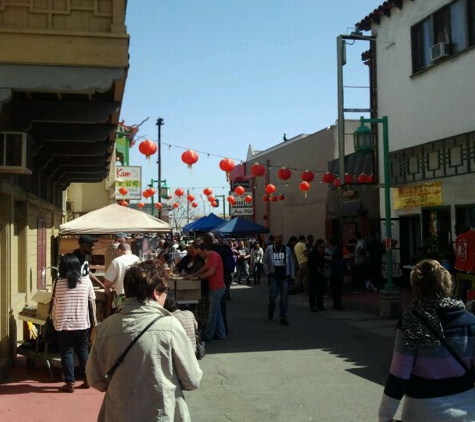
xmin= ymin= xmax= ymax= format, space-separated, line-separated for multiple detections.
xmin=307 ymin=239 xmax=326 ymax=312
xmin=330 ymin=248 xmax=347 ymax=310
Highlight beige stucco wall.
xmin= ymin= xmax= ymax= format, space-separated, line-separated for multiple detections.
xmin=248 ymin=121 xmax=359 ymax=241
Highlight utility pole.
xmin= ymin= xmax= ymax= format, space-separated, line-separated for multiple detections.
xmin=156 ymin=117 xmax=165 ymax=219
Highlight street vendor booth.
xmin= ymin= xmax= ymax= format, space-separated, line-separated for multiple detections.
xmin=18 ymin=204 xmax=173 ymax=378
xmin=212 ymin=217 xmax=269 ymax=236
xmin=183 ymin=212 xmax=225 ymax=234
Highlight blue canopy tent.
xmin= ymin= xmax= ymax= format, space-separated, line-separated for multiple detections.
xmin=182 ymin=216 xmax=205 ymax=233
xmin=211 ymin=217 xmax=269 ymax=235
xmin=183 ymin=213 xmax=225 ymax=233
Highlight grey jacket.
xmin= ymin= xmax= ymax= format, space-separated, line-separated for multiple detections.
xmin=263 ymin=244 xmax=294 ymax=278
xmin=86 ymin=298 xmax=203 ymax=422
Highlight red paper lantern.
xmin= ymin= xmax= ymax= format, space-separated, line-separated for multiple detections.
xmin=227 ymin=196 xmax=235 ymax=203
xmin=219 ymin=158 xmax=235 ymax=180
xmin=120 ymin=200 xmax=128 ymax=206
xmin=333 ymin=178 xmax=341 ymax=188
xmin=175 ymin=188 xmax=184 ymax=197
xmin=203 ymin=187 xmax=213 ymax=196
xmin=270 ymin=195 xmax=278 ymax=202
xmin=138 ymin=202 xmax=145 ymax=209
xmin=207 ymin=195 xmax=215 ymax=202
xmin=344 ymin=173 xmax=354 ymax=184
xmin=143 ymin=190 xmax=151 ymax=199
xmin=154 ymin=202 xmax=162 ymax=209
xmin=250 ymin=162 xmax=266 ymax=177
xmin=147 ymin=188 xmax=156 ymax=196
xmin=357 ymin=173 xmax=368 ymax=183
xmin=181 ymin=150 xmax=199 ymax=169
xmin=322 ymin=172 xmax=335 ymax=184
xmin=118 ymin=187 xmax=128 ymax=196
xmin=234 ymin=185 xmax=245 ymax=196
xmin=265 ymin=184 xmax=276 ymax=195
xmin=300 ymin=181 xmax=311 ymax=197
xmin=186 ymin=194 xmax=195 ymax=202
xmin=301 ymin=170 xmax=314 ymax=182
xmin=244 ymin=195 xmax=253 ymax=203
xmin=263 ymin=195 xmax=270 ymax=202
xmin=211 ymin=200 xmax=218 ymax=207
xmin=277 ymin=167 xmax=292 ymax=182
xmin=191 ymin=202 xmax=198 ymax=208
xmin=367 ymin=174 xmax=374 ymax=183
xmin=279 ymin=194 xmax=285 ymax=201
xmin=172 ymin=202 xmax=179 ymax=209
xmin=138 ymin=139 xmax=157 ymax=158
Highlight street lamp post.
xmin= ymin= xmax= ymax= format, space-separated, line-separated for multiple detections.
xmin=148 ymin=178 xmax=167 ymax=216
xmin=156 ymin=117 xmax=165 ymax=219
xmin=353 ymin=115 xmax=395 ymax=292
xmin=214 ymin=195 xmax=226 ymax=220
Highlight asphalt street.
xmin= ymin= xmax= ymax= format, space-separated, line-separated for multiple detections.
xmin=185 ymin=281 xmax=402 ymax=422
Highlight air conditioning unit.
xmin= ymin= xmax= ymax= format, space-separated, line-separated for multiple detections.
xmin=430 ymin=42 xmax=450 ymax=62
xmin=0 ymin=131 xmax=33 ymax=175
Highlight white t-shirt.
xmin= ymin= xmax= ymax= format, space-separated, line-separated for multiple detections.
xmin=104 ymin=254 xmax=141 ymax=295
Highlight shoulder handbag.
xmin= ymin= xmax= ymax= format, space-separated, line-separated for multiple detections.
xmin=412 ymin=310 xmax=474 ymax=377
xmin=42 ymin=280 xmax=58 ymax=344
xmin=103 ymin=314 xmax=163 ymax=385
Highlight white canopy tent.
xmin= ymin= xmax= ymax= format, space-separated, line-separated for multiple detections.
xmin=59 ymin=204 xmax=171 ymax=235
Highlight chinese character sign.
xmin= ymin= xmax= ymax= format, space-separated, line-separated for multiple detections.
xmin=115 ymin=166 xmax=142 ymax=200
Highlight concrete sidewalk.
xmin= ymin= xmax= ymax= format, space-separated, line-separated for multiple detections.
xmin=0 ymin=283 xmax=409 ymax=421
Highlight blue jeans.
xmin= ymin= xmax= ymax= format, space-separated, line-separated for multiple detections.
xmin=57 ymin=329 xmax=90 ymax=384
xmin=268 ymin=275 xmax=289 ymax=320
xmin=202 ymin=287 xmax=226 ymax=341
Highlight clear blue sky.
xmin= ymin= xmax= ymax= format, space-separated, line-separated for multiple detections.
xmin=121 ymin=0 xmax=382 ymax=214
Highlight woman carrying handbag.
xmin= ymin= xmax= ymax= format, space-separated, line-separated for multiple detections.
xmin=379 ymin=259 xmax=475 ymax=422
xmin=53 ymin=253 xmax=95 ymax=393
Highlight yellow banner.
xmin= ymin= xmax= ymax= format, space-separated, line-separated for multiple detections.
xmin=394 ymin=182 xmax=442 ymax=210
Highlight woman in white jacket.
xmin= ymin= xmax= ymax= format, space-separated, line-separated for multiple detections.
xmin=86 ymin=260 xmax=203 ymax=422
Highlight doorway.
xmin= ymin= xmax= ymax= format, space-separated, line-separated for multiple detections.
xmin=400 ymin=215 xmax=421 ymax=265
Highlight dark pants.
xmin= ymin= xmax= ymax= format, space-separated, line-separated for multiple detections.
xmin=220 ymin=272 xmax=232 ymax=334
xmin=331 ymin=276 xmax=344 ymax=309
xmin=268 ymin=275 xmax=289 ymax=320
xmin=57 ymin=329 xmax=90 ymax=384
xmin=353 ymin=263 xmax=366 ymax=290
xmin=309 ymin=275 xmax=326 ymax=310
xmin=253 ymin=263 xmax=263 ymax=284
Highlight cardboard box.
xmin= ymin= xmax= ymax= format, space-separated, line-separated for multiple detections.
xmin=175 ymin=289 xmax=201 ymax=301
xmin=174 ymin=279 xmax=201 ymax=301
xmin=32 ymin=290 xmax=52 ymax=320
xmin=167 ymin=279 xmax=175 ymax=291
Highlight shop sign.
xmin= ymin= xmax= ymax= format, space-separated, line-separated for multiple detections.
xmin=231 ymin=180 xmax=251 ymax=190
xmin=382 ymin=263 xmax=402 ymax=278
xmin=230 ymin=207 xmax=254 ymax=216
xmin=115 ymin=166 xmax=142 ymax=200
xmin=394 ymin=182 xmax=442 ymax=210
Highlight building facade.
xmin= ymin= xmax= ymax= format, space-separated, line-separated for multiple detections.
xmin=356 ymin=0 xmax=475 ymax=266
xmin=0 ymin=0 xmax=129 ymax=373
xmin=232 ymin=122 xmax=359 ymax=242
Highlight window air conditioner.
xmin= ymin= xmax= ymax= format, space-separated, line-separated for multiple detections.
xmin=0 ymin=131 xmax=33 ymax=175
xmin=430 ymin=42 xmax=450 ymax=62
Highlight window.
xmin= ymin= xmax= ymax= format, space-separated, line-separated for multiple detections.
xmin=411 ymin=0 xmax=474 ymax=73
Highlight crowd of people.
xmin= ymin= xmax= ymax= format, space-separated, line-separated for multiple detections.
xmin=47 ymin=230 xmax=475 ymax=421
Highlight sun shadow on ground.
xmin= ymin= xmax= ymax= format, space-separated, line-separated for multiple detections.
xmin=206 ymin=281 xmax=400 ymax=386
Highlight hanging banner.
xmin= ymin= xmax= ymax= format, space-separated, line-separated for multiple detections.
xmin=393 ymin=182 xmax=442 ymax=210
xmin=115 ymin=166 xmax=142 ymax=200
